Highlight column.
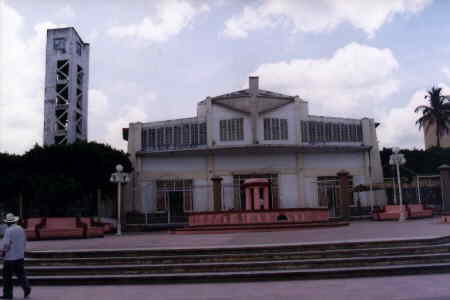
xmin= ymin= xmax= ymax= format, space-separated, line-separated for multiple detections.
xmin=211 ymin=176 xmax=223 ymax=211
xmin=245 ymin=187 xmax=253 ymax=210
xmin=253 ymin=188 xmax=260 ymax=210
xmin=263 ymin=186 xmax=270 ymax=210
xmin=337 ymin=170 xmax=352 ymax=220
xmin=439 ymin=165 xmax=450 ymax=211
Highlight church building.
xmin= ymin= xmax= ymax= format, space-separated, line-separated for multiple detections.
xmin=124 ymin=77 xmax=384 ymax=224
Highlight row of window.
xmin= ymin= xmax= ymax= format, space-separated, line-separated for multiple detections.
xmin=143 ymin=119 xmax=364 ymax=150
xmin=301 ymin=121 xmax=363 ymax=143
xmin=219 ymin=118 xmax=289 ymax=141
xmin=142 ymin=123 xmax=207 ymax=150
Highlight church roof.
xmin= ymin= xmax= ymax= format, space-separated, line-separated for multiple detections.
xmin=206 ymin=77 xmax=297 ymax=114
xmin=211 ymin=88 xmax=295 ymax=101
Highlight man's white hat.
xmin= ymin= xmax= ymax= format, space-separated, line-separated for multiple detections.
xmin=4 ymin=213 xmax=19 ymax=223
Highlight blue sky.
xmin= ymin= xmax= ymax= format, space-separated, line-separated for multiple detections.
xmin=1 ymin=0 xmax=450 ymax=154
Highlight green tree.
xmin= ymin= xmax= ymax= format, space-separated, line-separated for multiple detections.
xmin=415 ymin=86 xmax=450 ymax=148
xmin=1 ymin=141 xmax=132 ymax=217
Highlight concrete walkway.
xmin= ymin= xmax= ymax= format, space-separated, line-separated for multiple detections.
xmin=17 ymin=218 xmax=450 ymax=299
xmin=28 ymin=217 xmax=450 ymax=251
xmin=11 ymin=274 xmax=450 ymax=300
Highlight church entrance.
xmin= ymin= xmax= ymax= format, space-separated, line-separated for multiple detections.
xmin=155 ymin=180 xmax=193 ymax=223
xmin=232 ymin=174 xmax=278 ymax=210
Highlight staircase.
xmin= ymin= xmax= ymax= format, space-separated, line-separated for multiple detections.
xmin=8 ymin=235 xmax=450 ymax=285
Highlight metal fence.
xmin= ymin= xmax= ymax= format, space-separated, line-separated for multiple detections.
xmin=312 ymin=180 xmax=341 ymax=218
xmin=383 ymin=175 xmax=442 ymax=212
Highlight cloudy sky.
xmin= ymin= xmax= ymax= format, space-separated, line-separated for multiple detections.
xmin=1 ymin=0 xmax=450 ymax=154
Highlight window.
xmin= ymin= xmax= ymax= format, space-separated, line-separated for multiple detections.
xmin=156 ymin=128 xmax=164 ymax=148
xmin=156 ymin=180 xmax=193 ymax=212
xmin=54 ymin=38 xmax=66 ymax=52
xmin=164 ymin=127 xmax=172 ymax=146
xmin=191 ymin=123 xmax=199 ymax=145
xmin=220 ymin=118 xmax=243 ymax=141
xmin=301 ymin=121 xmax=363 ymax=143
xmin=199 ymin=123 xmax=207 ymax=145
xmin=148 ymin=128 xmax=156 ymax=149
xmin=325 ymin=123 xmax=332 ymax=141
xmin=264 ymin=118 xmax=288 ymax=140
xmin=182 ymin=124 xmax=190 ymax=145
xmin=142 ymin=129 xmax=148 ymax=149
xmin=301 ymin=121 xmax=308 ymax=143
xmin=174 ymin=126 xmax=181 ymax=146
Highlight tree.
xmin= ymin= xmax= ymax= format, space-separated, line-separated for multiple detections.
xmin=415 ymin=86 xmax=450 ymax=148
xmin=0 ymin=142 xmax=132 ymax=217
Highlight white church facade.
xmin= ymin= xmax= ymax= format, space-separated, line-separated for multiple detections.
xmin=124 ymin=77 xmax=384 ymax=223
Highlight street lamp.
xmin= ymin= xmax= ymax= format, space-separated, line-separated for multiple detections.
xmin=110 ymin=164 xmax=130 ymax=235
xmin=389 ymin=147 xmax=407 ymax=222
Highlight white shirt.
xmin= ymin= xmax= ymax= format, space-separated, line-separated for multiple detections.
xmin=2 ymin=224 xmax=26 ymax=260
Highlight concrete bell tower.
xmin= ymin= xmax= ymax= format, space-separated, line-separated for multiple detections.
xmin=43 ymin=27 xmax=89 ymax=145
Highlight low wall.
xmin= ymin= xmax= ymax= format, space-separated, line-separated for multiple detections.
xmin=188 ymin=208 xmax=329 ymax=226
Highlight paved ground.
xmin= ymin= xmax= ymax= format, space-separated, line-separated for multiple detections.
xmin=28 ymin=217 xmax=450 ymax=251
xmin=9 ymin=274 xmax=450 ymax=299
xmin=17 ymin=217 xmax=450 ymax=299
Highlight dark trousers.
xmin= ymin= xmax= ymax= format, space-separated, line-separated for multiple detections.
xmin=3 ymin=259 xmax=30 ymax=297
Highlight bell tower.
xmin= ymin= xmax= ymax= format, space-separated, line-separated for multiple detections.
xmin=43 ymin=27 xmax=89 ymax=145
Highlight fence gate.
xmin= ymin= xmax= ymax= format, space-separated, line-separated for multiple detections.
xmin=315 ymin=180 xmax=341 ymax=218
xmin=417 ymin=175 xmax=442 ymax=212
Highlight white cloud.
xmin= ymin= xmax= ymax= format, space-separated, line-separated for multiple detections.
xmin=377 ymin=90 xmax=425 ymax=149
xmin=378 ymin=84 xmax=450 ymax=149
xmin=107 ymin=0 xmax=209 ymax=43
xmin=57 ymin=4 xmax=76 ymax=19
xmin=0 ymin=2 xmax=63 ymax=153
xmin=224 ymin=0 xmax=432 ymax=39
xmin=252 ymin=42 xmax=400 ymax=118
xmin=88 ymin=84 xmax=162 ymax=151
xmin=442 ymin=66 xmax=450 ymax=80
xmin=0 ymin=2 xmax=156 ymax=154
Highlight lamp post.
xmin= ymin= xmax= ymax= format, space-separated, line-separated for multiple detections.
xmin=110 ymin=164 xmax=130 ymax=235
xmin=389 ymin=147 xmax=407 ymax=222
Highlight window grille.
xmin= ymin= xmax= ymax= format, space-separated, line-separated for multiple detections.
xmin=182 ymin=124 xmax=190 ymax=145
xmin=173 ymin=126 xmax=181 ymax=146
xmin=143 ymin=122 xmax=206 ymax=151
xmin=301 ymin=121 xmax=308 ymax=143
xmin=264 ymin=118 xmax=288 ymax=140
xmin=301 ymin=121 xmax=363 ymax=143
xmin=164 ymin=127 xmax=172 ymax=146
xmin=142 ymin=129 xmax=148 ymax=150
xmin=280 ymin=119 xmax=288 ymax=140
xmin=157 ymin=128 xmax=164 ymax=148
xmin=264 ymin=119 xmax=271 ymax=140
xmin=156 ymin=179 xmax=193 ymax=212
xmin=220 ymin=118 xmax=244 ymax=141
xmin=357 ymin=124 xmax=363 ymax=141
xmin=325 ymin=123 xmax=332 ymax=142
xmin=199 ymin=122 xmax=207 ymax=145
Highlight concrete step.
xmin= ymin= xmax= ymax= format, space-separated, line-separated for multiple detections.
xmin=25 ymin=235 xmax=450 ymax=259
xmin=173 ymin=221 xmax=349 ymax=234
xmin=22 ymin=244 xmax=450 ymax=266
xmin=14 ymin=253 xmax=450 ymax=276
xmin=8 ymin=262 xmax=450 ymax=285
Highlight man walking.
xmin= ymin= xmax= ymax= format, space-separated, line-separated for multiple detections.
xmin=1 ymin=213 xmax=31 ymax=299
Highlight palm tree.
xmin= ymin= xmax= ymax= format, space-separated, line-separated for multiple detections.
xmin=415 ymin=86 xmax=450 ymax=148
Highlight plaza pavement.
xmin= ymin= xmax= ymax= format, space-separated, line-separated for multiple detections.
xmin=11 ymin=274 xmax=450 ymax=299
xmin=20 ymin=217 xmax=450 ymax=299
xmin=28 ymin=217 xmax=450 ymax=251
